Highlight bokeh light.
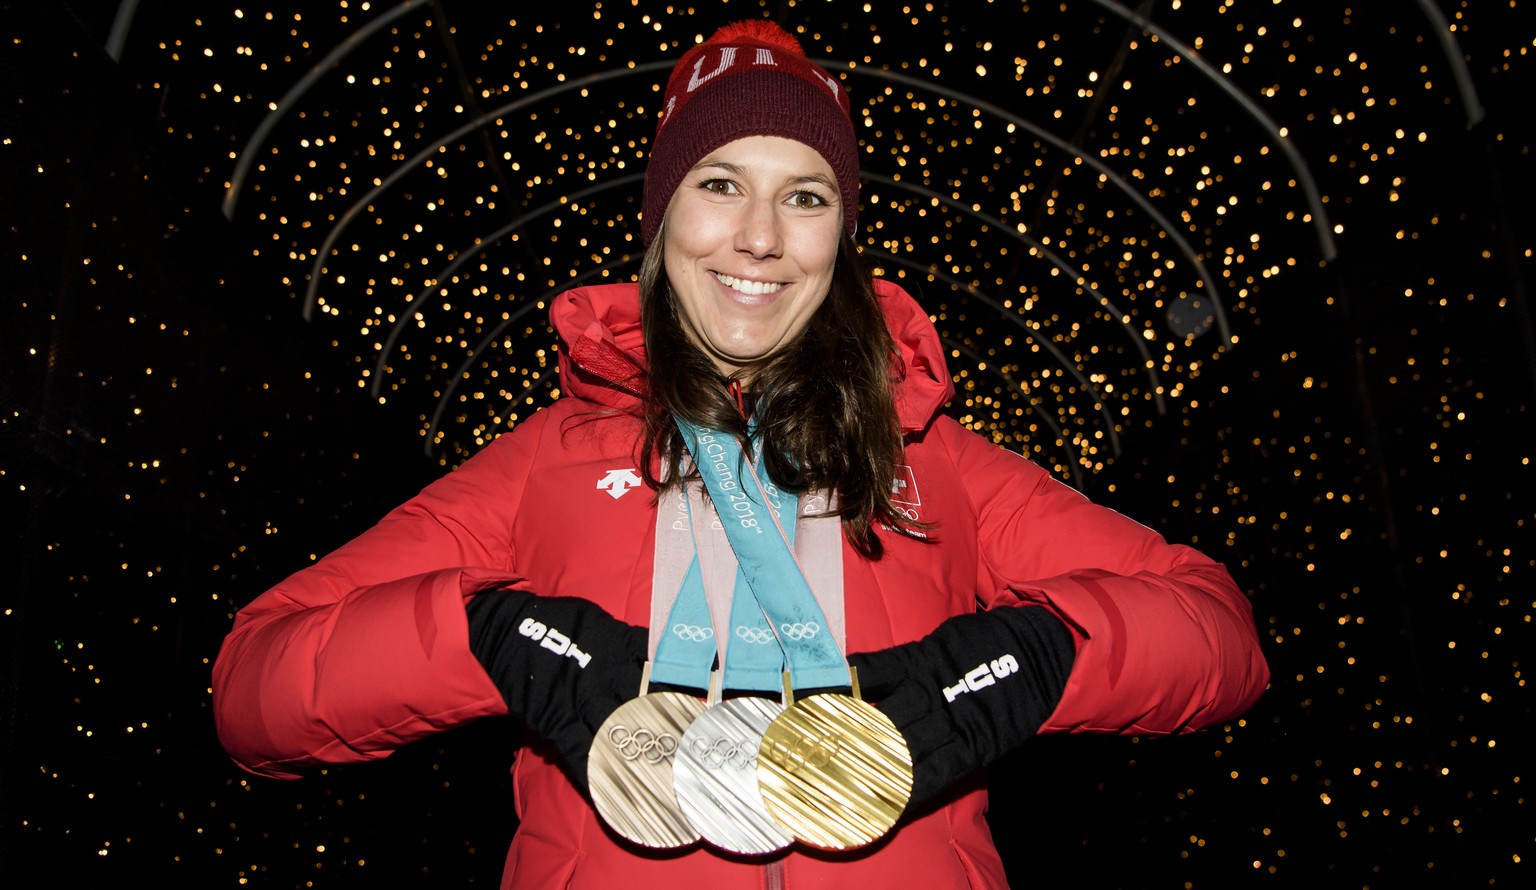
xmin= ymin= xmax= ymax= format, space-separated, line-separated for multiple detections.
xmin=4 ymin=1 xmax=1532 ymax=886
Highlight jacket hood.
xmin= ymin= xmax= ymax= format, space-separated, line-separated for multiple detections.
xmin=551 ymin=278 xmax=954 ymax=431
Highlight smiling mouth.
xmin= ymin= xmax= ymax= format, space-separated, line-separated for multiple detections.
xmin=713 ymin=272 xmax=784 ymax=296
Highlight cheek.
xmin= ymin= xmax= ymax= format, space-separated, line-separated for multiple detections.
xmin=796 ymin=231 xmax=841 ymax=282
xmin=662 ymin=248 xmax=686 ymax=290
xmin=660 ymin=194 xmax=711 ymax=266
xmin=662 ymin=220 xmax=714 ymax=297
xmin=665 ymin=234 xmax=726 ymax=293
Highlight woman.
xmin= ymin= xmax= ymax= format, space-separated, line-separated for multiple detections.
xmin=213 ymin=20 xmax=1268 ymax=888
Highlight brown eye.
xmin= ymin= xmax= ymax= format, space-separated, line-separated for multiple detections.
xmin=700 ymin=179 xmax=737 ymax=195
xmin=788 ymin=191 xmax=827 ymax=208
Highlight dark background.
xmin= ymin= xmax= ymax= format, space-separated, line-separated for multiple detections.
xmin=3 ymin=1 xmax=1532 ymax=886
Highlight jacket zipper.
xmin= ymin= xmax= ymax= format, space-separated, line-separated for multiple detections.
xmin=763 ymin=859 xmax=785 ymax=890
xmin=729 ymin=378 xmax=747 ymax=419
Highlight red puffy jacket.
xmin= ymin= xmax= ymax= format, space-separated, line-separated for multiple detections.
xmin=213 ymin=279 xmax=1268 ymax=888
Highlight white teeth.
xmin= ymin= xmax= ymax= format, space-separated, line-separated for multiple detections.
xmin=714 ymin=272 xmax=783 ymax=296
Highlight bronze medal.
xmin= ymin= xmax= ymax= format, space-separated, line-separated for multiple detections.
xmin=674 ymin=697 xmax=794 ymax=855
xmin=588 ymin=691 xmax=708 ymax=849
xmin=757 ymin=693 xmax=913 ymax=851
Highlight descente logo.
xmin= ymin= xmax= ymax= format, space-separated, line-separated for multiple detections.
xmin=597 ymin=468 xmax=643 ymax=499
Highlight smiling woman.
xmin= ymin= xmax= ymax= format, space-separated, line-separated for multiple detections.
xmin=662 ymin=136 xmax=843 ymax=377
xmin=212 ymin=17 xmax=1268 ymax=890
xmin=637 ymin=136 xmax=908 ymax=559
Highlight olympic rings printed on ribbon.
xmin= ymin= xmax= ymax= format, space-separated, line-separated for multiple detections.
xmin=672 ymin=623 xmax=714 ymax=642
xmin=778 ymin=621 xmax=820 ymax=641
xmin=764 ymin=732 xmax=841 ymax=772
xmin=609 ymin=725 xmax=679 ymax=763
xmin=688 ymin=736 xmax=760 ymax=769
xmin=734 ymin=626 xmax=774 ymax=644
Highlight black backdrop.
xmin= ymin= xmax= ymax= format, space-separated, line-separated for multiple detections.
xmin=4 ymin=1 xmax=1533 ymax=886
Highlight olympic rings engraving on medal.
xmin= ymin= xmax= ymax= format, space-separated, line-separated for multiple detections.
xmin=778 ymin=621 xmax=821 ymax=641
xmin=763 ymin=731 xmax=841 ymax=772
xmin=671 ymin=623 xmax=714 ymax=642
xmin=609 ymin=724 xmax=679 ymax=764
xmin=688 ymin=736 xmax=760 ymax=769
xmin=734 ymin=626 xmax=774 ymax=644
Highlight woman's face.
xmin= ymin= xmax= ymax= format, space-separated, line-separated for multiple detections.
xmin=662 ymin=135 xmax=843 ymax=378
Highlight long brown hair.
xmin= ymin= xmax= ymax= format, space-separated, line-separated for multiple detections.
xmin=637 ymin=228 xmax=917 ymax=559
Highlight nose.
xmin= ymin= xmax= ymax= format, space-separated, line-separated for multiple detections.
xmin=735 ymin=195 xmax=783 ymax=260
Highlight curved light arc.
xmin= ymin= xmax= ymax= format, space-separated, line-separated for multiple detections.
xmin=105 ymin=0 xmax=143 ymax=62
xmin=944 ymin=337 xmax=1086 ymax=490
xmin=428 ymin=255 xmax=642 ymax=454
xmin=303 ymin=60 xmax=674 ymax=321
xmin=1410 ymin=0 xmax=1485 ymax=128
xmin=371 ymin=173 xmax=645 ymax=396
xmin=865 ymin=170 xmax=1173 ymax=414
xmin=822 ymin=60 xmax=1233 ymax=346
xmin=222 ymin=0 xmax=432 ymax=219
xmin=1081 ymin=0 xmax=1337 ymax=261
xmin=867 ymin=247 xmax=1122 ymax=459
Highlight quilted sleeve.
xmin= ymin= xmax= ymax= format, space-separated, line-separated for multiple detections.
xmin=210 ymin=414 xmax=550 ymax=778
xmin=937 ymin=416 xmax=1268 ymax=734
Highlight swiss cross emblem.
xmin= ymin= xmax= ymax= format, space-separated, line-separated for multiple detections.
xmin=891 ymin=465 xmax=921 ymax=507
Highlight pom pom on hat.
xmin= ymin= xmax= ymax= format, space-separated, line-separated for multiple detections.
xmin=640 ymin=20 xmax=859 ymax=244
xmin=704 ymin=20 xmax=806 ymax=53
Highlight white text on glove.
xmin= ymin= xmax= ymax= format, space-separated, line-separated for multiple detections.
xmin=943 ymin=654 xmax=1021 ymax=703
xmin=519 ymin=617 xmax=593 ymax=668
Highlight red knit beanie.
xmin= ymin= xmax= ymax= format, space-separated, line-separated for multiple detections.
xmin=640 ymin=20 xmax=859 ymax=245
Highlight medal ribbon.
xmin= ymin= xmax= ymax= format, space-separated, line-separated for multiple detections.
xmin=649 ymin=436 xmax=788 ymax=692
xmin=697 ymin=467 xmax=792 ymax=697
xmin=674 ymin=417 xmax=852 ymax=691
xmin=646 ymin=549 xmax=717 ymax=691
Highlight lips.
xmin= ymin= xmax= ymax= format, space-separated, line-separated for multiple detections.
xmin=713 ymin=272 xmax=784 ymax=296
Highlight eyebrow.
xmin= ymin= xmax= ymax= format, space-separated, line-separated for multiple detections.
xmin=793 ymin=172 xmax=839 ymax=192
xmin=692 ymin=161 xmax=840 ymax=194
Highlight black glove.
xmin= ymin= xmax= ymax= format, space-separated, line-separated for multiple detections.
xmin=466 ymin=589 xmax=647 ymax=793
xmin=848 ymin=606 xmax=1075 ymax=810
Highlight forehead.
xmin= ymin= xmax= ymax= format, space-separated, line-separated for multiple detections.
xmin=692 ymin=136 xmax=835 ymax=179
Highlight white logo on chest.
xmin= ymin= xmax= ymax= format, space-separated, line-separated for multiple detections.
xmin=597 ymin=468 xmax=643 ymax=499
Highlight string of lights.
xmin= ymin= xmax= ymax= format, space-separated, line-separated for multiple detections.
xmin=4 ymin=1 xmax=1531 ymax=886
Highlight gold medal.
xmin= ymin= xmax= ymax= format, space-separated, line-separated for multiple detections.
xmin=757 ymin=691 xmax=913 ymax=851
xmin=588 ymin=691 xmax=708 ymax=849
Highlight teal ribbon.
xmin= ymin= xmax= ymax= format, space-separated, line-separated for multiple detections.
xmin=673 ymin=417 xmax=851 ymax=691
xmin=648 ymin=431 xmax=787 ymax=692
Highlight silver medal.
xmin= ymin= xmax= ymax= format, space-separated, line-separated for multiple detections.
xmin=674 ymin=696 xmax=794 ymax=855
